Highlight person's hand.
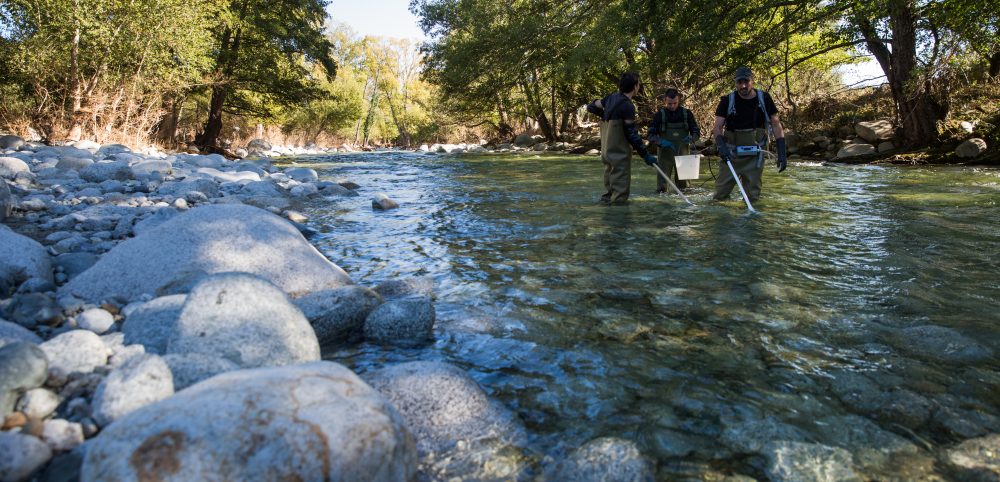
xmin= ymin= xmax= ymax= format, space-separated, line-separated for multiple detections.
xmin=682 ymin=135 xmax=693 ymax=144
xmin=776 ymin=138 xmax=788 ymax=173
xmin=715 ymin=135 xmax=732 ymax=163
xmin=643 ymin=154 xmax=658 ymax=166
xmin=658 ymin=139 xmax=674 ymax=151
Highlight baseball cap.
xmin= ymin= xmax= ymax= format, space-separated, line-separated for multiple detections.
xmin=734 ymin=66 xmax=753 ymax=81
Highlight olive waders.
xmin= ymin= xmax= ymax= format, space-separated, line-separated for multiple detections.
xmin=656 ymin=118 xmax=691 ymax=192
xmin=714 ymin=128 xmax=766 ymax=202
xmin=600 ymin=119 xmax=632 ymax=204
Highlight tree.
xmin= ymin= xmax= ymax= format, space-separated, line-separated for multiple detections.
xmin=194 ymin=0 xmax=337 ymax=153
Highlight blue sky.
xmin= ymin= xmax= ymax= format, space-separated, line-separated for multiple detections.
xmin=327 ymin=0 xmax=426 ymax=40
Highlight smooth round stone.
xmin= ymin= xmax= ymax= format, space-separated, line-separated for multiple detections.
xmin=42 ymin=419 xmax=85 ymax=452
xmin=0 ymin=431 xmax=53 ymax=481
xmin=0 ymin=342 xmax=49 ymax=417
xmin=0 ymin=319 xmax=43 ymax=348
xmin=39 ymin=330 xmax=109 ymax=379
xmin=363 ymin=296 xmax=435 ymax=346
xmin=91 ymin=354 xmax=174 ymax=427
xmin=552 ymin=437 xmax=656 ymax=482
xmin=76 ymin=309 xmax=115 ymax=335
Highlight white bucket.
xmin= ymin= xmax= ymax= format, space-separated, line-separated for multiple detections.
xmin=675 ymin=154 xmax=701 ymax=180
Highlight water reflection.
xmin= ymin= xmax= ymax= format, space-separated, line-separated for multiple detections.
xmin=289 ymin=152 xmax=999 ymax=479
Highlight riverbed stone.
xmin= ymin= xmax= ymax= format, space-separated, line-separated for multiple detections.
xmin=39 ymin=330 xmax=109 ymax=379
xmin=855 ymin=120 xmax=894 ymax=142
xmin=293 ymin=285 xmax=383 ymax=345
xmin=52 ymin=253 xmax=98 ymax=281
xmin=155 ymin=178 xmax=220 ymax=198
xmin=813 ymin=415 xmax=918 ymax=469
xmin=0 ymin=135 xmax=25 ymax=150
xmin=947 ymin=434 xmax=1000 ymax=480
xmin=92 ymin=354 xmax=173 ymax=427
xmin=0 ymin=319 xmax=42 ymax=348
xmin=0 ymin=180 xmax=11 ymax=222
xmin=552 ymin=437 xmax=655 ymax=482
xmin=373 ymin=277 xmax=435 ymax=300
xmin=42 ymin=419 xmax=84 ymax=452
xmin=285 ymin=167 xmax=319 ymax=183
xmin=5 ymin=293 xmax=64 ymax=328
xmin=372 ymin=193 xmax=399 ymax=210
xmin=0 ymin=156 xmax=30 ymax=179
xmin=365 ymin=361 xmax=526 ymax=480
xmin=720 ymin=411 xmax=809 ymax=454
xmin=76 ymin=308 xmax=115 ymax=335
xmin=763 ymin=441 xmax=862 ymax=482
xmin=0 ymin=342 xmax=49 ymax=417
xmin=16 ymin=388 xmax=61 ymax=419
xmin=836 ymin=144 xmax=877 ymax=158
xmin=890 ymin=325 xmax=992 ymax=364
xmin=80 ymin=362 xmax=417 ymax=482
xmin=166 ymin=273 xmax=320 ymax=368
xmin=122 ymin=294 xmax=185 ymax=355
xmin=1 ymin=224 xmax=54 ymax=289
xmin=129 ymin=160 xmax=172 ymax=178
xmin=0 ymin=431 xmax=53 ymax=481
xmin=363 ymin=296 xmax=435 ymax=346
xmin=161 ymin=353 xmax=239 ymax=391
xmin=955 ymin=138 xmax=988 ymax=159
xmin=60 ymin=204 xmax=352 ymax=303
xmin=79 ymin=161 xmax=131 ymax=183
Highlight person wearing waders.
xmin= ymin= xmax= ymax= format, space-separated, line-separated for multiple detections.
xmin=586 ymin=72 xmax=658 ymax=204
xmin=647 ymin=88 xmax=701 ymax=193
xmin=711 ymin=66 xmax=787 ymax=203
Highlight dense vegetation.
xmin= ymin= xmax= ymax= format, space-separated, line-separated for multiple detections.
xmin=0 ymin=0 xmax=996 ymax=154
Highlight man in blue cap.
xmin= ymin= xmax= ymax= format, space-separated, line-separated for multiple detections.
xmin=586 ymin=72 xmax=658 ymax=204
xmin=710 ymin=66 xmax=787 ymax=203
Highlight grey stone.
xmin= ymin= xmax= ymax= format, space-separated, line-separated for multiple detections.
xmin=290 ymin=182 xmax=318 ymax=198
xmin=0 ymin=342 xmax=49 ymax=416
xmin=835 ymin=144 xmax=877 ymax=158
xmin=0 ymin=134 xmax=25 ymax=150
xmin=763 ymin=441 xmax=862 ymax=482
xmin=363 ymin=296 xmax=434 ymax=346
xmin=39 ymin=447 xmax=85 ymax=482
xmin=246 ymin=138 xmax=272 ymax=153
xmin=720 ymin=411 xmax=809 ymax=454
xmin=131 ymin=207 xmax=178 ymax=236
xmin=155 ymin=178 xmax=220 ymax=198
xmin=0 ymin=431 xmax=53 ymax=481
xmin=92 ymin=354 xmax=174 ymax=427
xmin=813 ymin=415 xmax=918 ymax=469
xmin=16 ymin=388 xmax=61 ymax=419
xmin=166 ymin=273 xmax=320 ymax=368
xmin=855 ymin=120 xmax=893 ymax=142
xmin=372 ymin=193 xmax=399 ymax=210
xmin=32 ymin=146 xmax=93 ymax=160
xmin=96 ymin=144 xmax=131 ymax=157
xmin=956 ymin=138 xmax=988 ymax=159
xmin=55 ymin=157 xmax=93 ymax=171
xmin=176 ymin=153 xmax=226 ymax=169
xmin=0 ymin=180 xmax=11 ymax=222
xmin=122 ymin=294 xmax=186 ymax=355
xmin=0 ymin=156 xmax=30 ymax=179
xmin=552 ymin=437 xmax=655 ymax=482
xmin=195 ymin=167 xmax=260 ymax=183
xmin=16 ymin=277 xmax=56 ymax=294
xmin=320 ymin=183 xmax=357 ymax=197
xmin=877 ymin=141 xmax=895 ymax=153
xmin=285 ymin=167 xmax=319 ymax=183
xmin=5 ymin=293 xmax=63 ymax=329
xmin=71 ymin=140 xmax=100 ymax=151
xmin=60 ymin=204 xmax=352 ymax=303
xmin=53 ymin=253 xmax=99 ymax=281
xmin=39 ymin=330 xmax=109 ymax=379
xmin=79 ymin=161 xmax=132 ymax=183
xmin=0 ymin=319 xmax=43 ymax=348
xmin=108 ymin=344 xmax=146 ymax=368
xmin=129 ymin=160 xmax=172 ymax=178
xmin=80 ymin=362 xmax=417 ymax=482
xmin=373 ymin=277 xmax=434 ymax=300
xmin=240 ymin=179 xmax=285 ymax=197
xmin=42 ymin=419 xmax=85 ymax=452
xmin=891 ymin=325 xmax=993 ymax=364
xmin=947 ymin=434 xmax=1000 ymax=480
xmin=0 ymin=224 xmax=54 ymax=290
xmin=162 ymin=353 xmax=239 ymax=391
xmin=76 ymin=308 xmax=115 ymax=335
xmin=293 ymin=286 xmax=383 ymax=345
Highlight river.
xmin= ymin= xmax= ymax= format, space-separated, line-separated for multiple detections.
xmin=287 ymin=151 xmax=999 ymax=480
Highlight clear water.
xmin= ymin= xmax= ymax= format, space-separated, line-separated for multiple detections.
xmin=289 ymin=151 xmax=1000 ymax=480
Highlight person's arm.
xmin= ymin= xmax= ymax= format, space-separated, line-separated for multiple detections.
xmin=712 ymin=116 xmax=732 ymax=162
xmin=586 ymin=99 xmax=604 ymax=117
xmin=770 ymin=114 xmax=785 ymax=139
xmin=687 ymin=109 xmax=701 ymax=140
xmin=647 ymin=111 xmax=661 ymax=142
xmin=624 ymin=120 xmax=652 ymax=158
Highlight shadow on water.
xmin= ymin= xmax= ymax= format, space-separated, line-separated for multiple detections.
xmin=290 ymin=151 xmax=1000 ymax=479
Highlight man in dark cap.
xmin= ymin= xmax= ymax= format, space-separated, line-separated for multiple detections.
xmin=710 ymin=66 xmax=787 ymax=203
xmin=586 ymin=72 xmax=658 ymax=204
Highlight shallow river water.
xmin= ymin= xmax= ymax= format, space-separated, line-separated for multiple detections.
xmin=289 ymin=151 xmax=999 ymax=480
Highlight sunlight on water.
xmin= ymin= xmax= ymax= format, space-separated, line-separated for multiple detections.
xmin=287 ymin=151 xmax=1000 ymax=480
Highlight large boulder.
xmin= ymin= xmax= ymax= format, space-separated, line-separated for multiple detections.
xmin=0 ymin=135 xmax=25 ymax=150
xmin=81 ymin=362 xmax=417 ymax=482
xmin=0 ymin=319 xmax=42 ymax=348
xmin=855 ymin=120 xmax=894 ymax=142
xmin=122 ymin=294 xmax=186 ymax=355
xmin=364 ymin=361 xmax=526 ymax=480
xmin=60 ymin=204 xmax=352 ymax=303
xmin=166 ymin=273 xmax=320 ymax=369
xmin=835 ymin=144 xmax=877 ymax=159
xmin=955 ymin=138 xmax=988 ymax=159
xmin=285 ymin=167 xmax=319 ymax=183
xmin=0 ymin=156 xmax=30 ymax=179
xmin=0 ymin=225 xmax=53 ymax=292
xmin=0 ymin=431 xmax=53 ymax=482
xmin=293 ymin=285 xmax=383 ymax=345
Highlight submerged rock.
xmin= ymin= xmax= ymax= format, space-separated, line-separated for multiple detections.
xmin=363 ymin=296 xmax=435 ymax=346
xmin=763 ymin=441 xmax=862 ymax=482
xmin=552 ymin=437 xmax=655 ymax=482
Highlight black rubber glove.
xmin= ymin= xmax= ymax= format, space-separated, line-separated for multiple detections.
xmin=715 ymin=135 xmax=732 ymax=164
xmin=776 ymin=138 xmax=788 ymax=172
xmin=643 ymin=154 xmax=658 ymax=166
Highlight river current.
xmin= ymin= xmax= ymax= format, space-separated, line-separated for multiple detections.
xmin=287 ymin=151 xmax=999 ymax=480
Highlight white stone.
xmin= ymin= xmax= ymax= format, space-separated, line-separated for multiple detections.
xmin=80 ymin=362 xmax=417 ymax=482
xmin=92 ymin=354 xmax=174 ymax=427
xmin=130 ymin=160 xmax=172 ymax=178
xmin=76 ymin=308 xmax=115 ymax=334
xmin=42 ymin=419 xmax=85 ymax=452
xmin=0 ymin=431 xmax=52 ymax=481
xmin=72 ymin=140 xmax=101 ymax=151
xmin=60 ymin=204 xmax=352 ymax=303
xmin=284 ymin=167 xmax=319 ymax=183
xmin=290 ymin=183 xmax=319 ymax=198
xmin=0 ymin=156 xmax=30 ymax=179
xmin=372 ymin=193 xmax=399 ymax=210
xmin=764 ymin=441 xmax=861 ymax=482
xmin=166 ymin=273 xmax=319 ymax=369
xmin=195 ymin=167 xmax=260 ymax=183
xmin=39 ymin=330 xmax=109 ymax=378
xmin=16 ymin=388 xmax=61 ymax=419
xmin=553 ymin=437 xmax=655 ymax=482
xmin=960 ymin=121 xmax=975 ymax=133
xmin=855 ymin=120 xmax=894 ymax=142
xmin=955 ymin=138 xmax=987 ymax=159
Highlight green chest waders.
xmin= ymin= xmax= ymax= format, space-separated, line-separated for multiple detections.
xmin=714 ymin=128 xmax=767 ymax=203
xmin=657 ymin=120 xmax=691 ymax=191
xmin=600 ymin=119 xmax=633 ymax=204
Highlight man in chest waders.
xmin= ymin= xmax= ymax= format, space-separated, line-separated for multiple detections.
xmin=711 ymin=66 xmax=788 ymax=203
xmin=586 ymin=72 xmax=658 ymax=205
xmin=648 ymin=88 xmax=701 ymax=193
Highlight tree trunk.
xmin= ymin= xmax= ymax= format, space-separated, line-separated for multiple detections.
xmin=990 ymin=51 xmax=1000 ymax=78
xmin=196 ymin=84 xmax=228 ymax=153
xmin=522 ymin=80 xmax=554 ymax=141
xmin=858 ymin=0 xmax=944 ymax=148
